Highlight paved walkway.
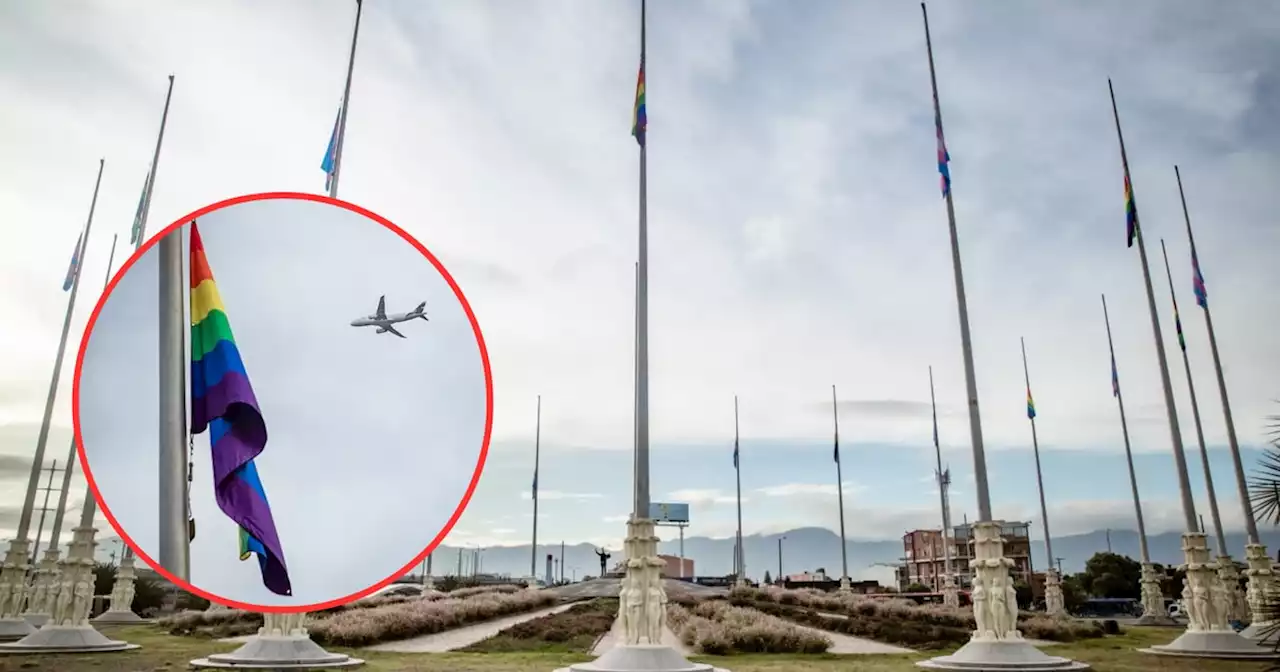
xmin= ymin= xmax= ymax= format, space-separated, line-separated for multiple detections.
xmin=366 ymin=602 xmax=577 ymax=653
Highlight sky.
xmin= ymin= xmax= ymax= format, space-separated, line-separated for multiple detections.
xmin=75 ymin=198 xmax=489 ymax=606
xmin=1 ymin=0 xmax=1279 ymax=586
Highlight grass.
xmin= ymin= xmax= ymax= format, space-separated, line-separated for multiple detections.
xmin=0 ymin=624 xmax=1271 ymax=671
xmin=460 ymin=598 xmax=619 ymax=653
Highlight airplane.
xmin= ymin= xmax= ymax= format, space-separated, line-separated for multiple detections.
xmin=350 ymin=295 xmax=427 ymax=338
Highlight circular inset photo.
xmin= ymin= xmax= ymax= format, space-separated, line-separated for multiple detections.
xmin=73 ymin=193 xmax=492 ymax=611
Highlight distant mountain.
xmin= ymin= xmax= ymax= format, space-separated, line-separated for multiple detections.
xmin=422 ymin=527 xmax=1280 ymax=584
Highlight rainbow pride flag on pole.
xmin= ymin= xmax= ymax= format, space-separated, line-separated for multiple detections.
xmin=1026 ymin=388 xmax=1036 ymax=420
xmin=631 ymin=62 xmax=647 ymax=147
xmin=189 ymin=221 xmax=292 ymax=596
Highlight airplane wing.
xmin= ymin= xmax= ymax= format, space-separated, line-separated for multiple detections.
xmin=382 ymin=324 xmax=407 ymax=339
xmin=375 ymin=295 xmax=387 ymax=320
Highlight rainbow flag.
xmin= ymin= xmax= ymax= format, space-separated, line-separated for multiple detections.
xmin=321 ymin=108 xmax=340 ymax=191
xmin=936 ymin=112 xmax=951 ymax=198
xmin=62 ymin=232 xmax=83 ymax=292
xmin=1026 ymin=388 xmax=1036 ymax=420
xmin=1192 ymin=248 xmax=1208 ymax=309
xmin=631 ymin=62 xmax=647 ymax=147
xmin=189 ymin=222 xmax=292 ymax=596
xmin=1174 ymin=305 xmax=1186 ymax=352
xmin=1110 ymin=357 xmax=1120 ymax=398
xmin=1124 ymin=174 xmax=1138 ymax=248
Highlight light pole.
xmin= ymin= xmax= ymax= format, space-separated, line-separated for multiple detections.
xmin=777 ymin=536 xmax=785 ymax=583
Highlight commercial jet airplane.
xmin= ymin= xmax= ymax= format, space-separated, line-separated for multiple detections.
xmin=350 ymin=295 xmax=427 ymax=338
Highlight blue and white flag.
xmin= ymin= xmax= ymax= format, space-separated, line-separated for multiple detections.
xmin=321 ymin=109 xmax=341 ymax=190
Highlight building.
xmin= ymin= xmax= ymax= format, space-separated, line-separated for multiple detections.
xmin=899 ymin=521 xmax=1034 ymax=592
xmin=658 ymin=554 xmax=694 ymax=578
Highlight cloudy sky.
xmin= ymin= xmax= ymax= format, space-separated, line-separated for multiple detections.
xmin=2 ymin=0 xmax=1279 ymax=583
xmin=76 ymin=198 xmax=488 ymax=606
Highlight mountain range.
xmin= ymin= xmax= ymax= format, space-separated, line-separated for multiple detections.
xmin=9 ymin=526 xmax=1280 ymax=588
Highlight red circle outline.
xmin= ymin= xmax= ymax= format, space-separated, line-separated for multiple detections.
xmin=71 ymin=191 xmax=494 ymax=613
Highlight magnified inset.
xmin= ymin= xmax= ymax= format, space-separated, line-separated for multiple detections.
xmin=73 ymin=193 xmax=492 ymax=611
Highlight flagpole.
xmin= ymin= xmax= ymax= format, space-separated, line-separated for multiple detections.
xmin=0 ymin=159 xmax=104 ymax=640
xmin=157 ymin=223 xmax=189 ymax=580
xmin=633 ymin=0 xmax=650 ymax=524
xmin=832 ymin=385 xmax=849 ymax=591
xmin=916 ymin=6 xmax=1086 ymax=668
xmin=530 ymin=395 xmax=541 ymax=584
xmin=136 ymin=76 xmax=175 ymax=245
xmin=1176 ymin=168 xmax=1275 ymax=637
xmin=1101 ymin=294 xmax=1170 ymax=624
xmin=733 ymin=396 xmax=744 ymax=586
xmin=1110 ymin=83 xmax=1261 ymax=659
xmin=1020 ymin=339 xmax=1064 ymax=616
xmin=928 ymin=367 xmax=957 ymax=606
xmin=328 ymin=0 xmax=364 ymax=200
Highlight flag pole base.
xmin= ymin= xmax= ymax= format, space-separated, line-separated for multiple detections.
xmin=0 ymin=618 xmax=36 ymax=642
xmin=91 ymin=610 xmax=150 ymax=625
xmin=22 ymin=613 xmax=50 ymax=629
xmin=1140 ymin=533 xmax=1280 ymax=660
xmin=917 ymin=521 xmax=1089 ymax=671
xmin=0 ymin=624 xmax=138 ymax=654
xmin=192 ymin=618 xmax=363 ymax=670
xmin=557 ymin=644 xmax=726 ymax=672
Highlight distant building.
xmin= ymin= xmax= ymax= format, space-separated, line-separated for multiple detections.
xmin=899 ymin=521 xmax=1034 ymax=591
xmin=657 ymin=554 xmax=694 ymax=578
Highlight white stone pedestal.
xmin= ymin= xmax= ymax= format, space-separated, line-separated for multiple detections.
xmin=917 ymin=521 xmax=1089 ymax=671
xmin=942 ymin=574 xmax=960 ymax=609
xmin=92 ymin=552 xmax=148 ymax=624
xmin=1140 ymin=533 xmax=1278 ymax=660
xmin=0 ymin=523 xmax=136 ymax=655
xmin=1216 ymin=555 xmax=1247 ymax=622
xmin=1240 ymin=543 xmax=1278 ymax=641
xmin=554 ymin=518 xmax=728 ymax=672
xmin=21 ymin=550 xmax=59 ymax=630
xmin=838 ymin=576 xmax=851 ymax=593
xmin=190 ymin=613 xmax=363 ymax=669
xmin=1134 ymin=562 xmax=1177 ymax=626
xmin=1043 ymin=569 xmax=1066 ymax=618
xmin=0 ymin=540 xmax=36 ymax=641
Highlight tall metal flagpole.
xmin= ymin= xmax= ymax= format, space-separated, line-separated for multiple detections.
xmin=1159 ymin=239 xmax=1246 ymax=621
xmin=157 ymin=224 xmax=189 ymax=581
xmin=917 ymin=5 xmax=1086 ymax=668
xmin=23 ymin=234 xmax=119 ymax=629
xmin=328 ymin=0 xmax=364 ymax=200
xmin=633 ymin=0 xmax=650 ymax=524
xmin=1102 ymin=294 xmax=1170 ymax=624
xmin=929 ymin=367 xmax=958 ymax=607
xmin=1175 ymin=167 xmax=1276 ymax=638
xmin=733 ymin=396 xmax=745 ymax=585
xmin=832 ymin=385 xmax=850 ymax=591
xmin=135 ymin=76 xmax=175 ymax=245
xmin=1159 ymin=240 xmax=1229 ymax=555
xmin=1020 ymin=339 xmax=1064 ymax=616
xmin=1110 ymin=83 xmax=1263 ymax=659
xmin=530 ymin=396 xmax=541 ymax=584
xmin=0 ymin=159 xmax=105 ymax=639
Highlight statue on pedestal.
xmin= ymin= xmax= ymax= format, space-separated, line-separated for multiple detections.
xmin=596 ymin=548 xmax=611 ymax=577
xmin=71 ymin=579 xmax=92 ymax=626
xmin=53 ymin=580 xmax=73 ymax=626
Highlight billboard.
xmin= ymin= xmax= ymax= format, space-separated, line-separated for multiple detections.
xmin=649 ymin=502 xmax=690 ymax=524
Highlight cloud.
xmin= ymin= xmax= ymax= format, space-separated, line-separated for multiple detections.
xmin=519 ymin=491 xmax=604 ymax=501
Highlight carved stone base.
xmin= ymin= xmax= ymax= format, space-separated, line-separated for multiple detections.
xmin=1216 ymin=555 xmax=1247 ymax=622
xmin=1135 ymin=562 xmax=1170 ymax=624
xmin=838 ymin=576 xmax=851 ymax=592
xmin=1140 ymin=533 xmax=1278 ymax=659
xmin=942 ymin=574 xmax=960 ymax=609
xmin=0 ymin=538 xmax=36 ymax=641
xmin=91 ymin=610 xmax=149 ymax=624
xmin=0 ymin=625 xmax=138 ymax=654
xmin=918 ymin=521 xmax=1089 ymax=671
xmin=555 ymin=518 xmax=725 ymax=672
xmin=192 ymin=613 xmax=363 ymax=669
xmin=1043 ymin=569 xmax=1066 ymax=618
xmin=22 ymin=549 xmax=62 ymax=630
xmin=1241 ymin=543 xmax=1278 ymax=641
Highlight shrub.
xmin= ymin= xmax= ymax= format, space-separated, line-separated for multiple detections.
xmin=448 ymin=584 xmax=524 ymax=599
xmin=462 ymin=598 xmax=619 ymax=653
xmin=666 ymin=600 xmax=831 ymax=655
xmin=729 ymin=586 xmax=1104 ymax=648
xmin=309 ymin=589 xmax=559 ymax=647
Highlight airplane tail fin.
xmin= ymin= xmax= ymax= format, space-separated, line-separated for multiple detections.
xmin=414 ymin=301 xmax=428 ymax=320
